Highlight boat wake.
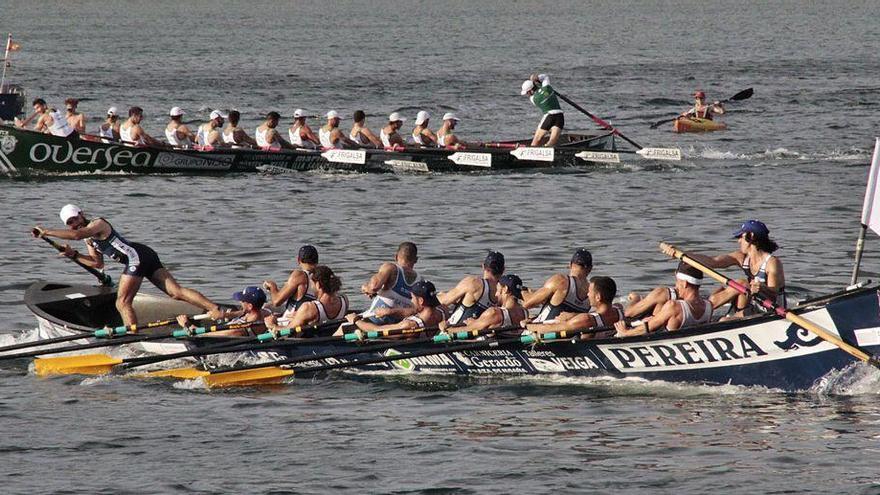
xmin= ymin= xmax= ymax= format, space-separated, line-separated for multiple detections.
xmin=688 ymin=145 xmax=871 ymax=163
xmin=810 ymin=362 xmax=880 ymax=395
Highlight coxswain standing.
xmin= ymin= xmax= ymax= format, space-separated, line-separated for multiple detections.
xmin=165 ymin=107 xmax=195 ymax=148
xmin=121 ymin=107 xmax=162 ymax=146
xmin=64 ymin=98 xmax=86 ymax=134
xmin=520 ymin=73 xmax=564 ymax=147
xmin=683 ymin=91 xmax=724 ymax=120
xmin=411 ymin=111 xmax=437 ymax=146
xmin=380 ymin=112 xmax=406 ymax=148
xmin=196 ymin=110 xmax=226 ymax=148
xmin=97 ymin=107 xmax=121 ymax=141
xmin=436 ymin=113 xmax=463 ymax=149
xmin=33 ymin=204 xmax=223 ymax=326
xmin=319 ymin=110 xmax=357 ymax=149
xmin=263 ymin=244 xmax=319 ymax=319
xmin=522 ymin=248 xmax=593 ymax=322
xmin=361 ymin=242 xmax=422 ymax=324
xmin=289 ymin=109 xmax=320 ymax=149
xmin=222 ymin=111 xmax=259 ymax=148
xmin=440 ymin=251 xmax=505 ymax=325
xmin=349 ymin=110 xmax=382 ymax=148
xmin=255 ymin=111 xmax=295 ymax=150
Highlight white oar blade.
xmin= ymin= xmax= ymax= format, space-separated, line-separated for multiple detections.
xmin=510 ymin=147 xmax=554 ymax=162
xmin=448 ymin=152 xmax=492 ymax=168
xmin=321 ymin=149 xmax=366 ymax=164
xmin=636 ymin=147 xmax=682 ymax=161
xmin=575 ymin=151 xmax=621 ymax=163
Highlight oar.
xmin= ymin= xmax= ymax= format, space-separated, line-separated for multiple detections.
xmin=554 ymin=91 xmax=644 ymax=149
xmin=661 ymin=242 xmax=880 ymax=368
xmin=37 ymin=234 xmax=113 ymax=286
xmin=649 ymin=88 xmax=754 ymax=129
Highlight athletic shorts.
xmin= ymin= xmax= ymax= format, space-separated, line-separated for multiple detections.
xmin=539 ymin=113 xmax=565 ymax=131
xmin=122 ymin=243 xmax=164 ymax=278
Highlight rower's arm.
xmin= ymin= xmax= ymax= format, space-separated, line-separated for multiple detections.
xmin=236 ymin=129 xmax=259 ymax=148
xmin=685 ymin=252 xmax=740 ymax=269
xmin=375 ymin=306 xmax=417 ymax=319
xmin=16 ymin=112 xmax=38 ymax=128
xmin=267 ymin=270 xmax=307 ymax=307
xmin=521 ymin=274 xmax=562 ymax=309
xmin=39 ymin=218 xmax=109 ymax=241
xmin=303 ymin=126 xmax=320 ymax=144
xmin=438 ymin=277 xmax=474 ymax=306
xmin=755 ymin=257 xmax=784 ymax=298
xmin=362 ymin=128 xmax=383 ymax=147
xmin=465 ymin=308 xmax=503 ymax=332
xmin=284 ymin=302 xmax=319 ymax=329
xmin=362 ymin=263 xmax=395 ymax=296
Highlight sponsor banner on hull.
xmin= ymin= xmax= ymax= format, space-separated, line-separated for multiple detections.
xmin=154 ymin=152 xmax=233 ymax=170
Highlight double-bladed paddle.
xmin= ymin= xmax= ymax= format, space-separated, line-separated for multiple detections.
xmin=649 ymin=88 xmax=754 ymax=129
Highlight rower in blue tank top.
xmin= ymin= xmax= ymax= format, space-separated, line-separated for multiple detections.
xmin=441 ymin=251 xmax=505 ymax=326
xmin=523 ymin=248 xmax=593 ymax=323
xmin=361 ymin=242 xmax=422 ymax=324
xmin=32 ymin=204 xmax=223 ymax=326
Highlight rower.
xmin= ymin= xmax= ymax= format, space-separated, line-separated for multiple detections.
xmin=17 ymin=99 xmax=77 ymax=138
xmin=615 ymin=262 xmax=712 ymax=337
xmin=349 ymin=110 xmax=382 ymax=148
xmin=361 ymin=241 xmax=422 ymax=324
xmin=380 ymin=112 xmax=406 ymax=148
xmin=179 ymin=286 xmax=270 ymax=337
xmin=437 ymin=112 xmax=463 ymax=149
xmin=440 ymin=274 xmax=528 ymax=333
xmin=661 ymin=220 xmax=785 ymax=317
xmin=222 ymin=110 xmax=259 ymax=148
xmin=411 ymin=111 xmax=437 ymax=146
xmin=346 ymin=280 xmax=446 ymax=338
xmin=526 ymin=276 xmax=622 ymax=340
xmin=520 ymin=73 xmax=564 ymax=147
xmin=64 ymin=98 xmax=86 ymax=134
xmin=263 ymin=244 xmax=319 ymax=317
xmin=683 ymin=91 xmax=724 ymax=120
xmin=32 ymin=204 xmax=223 ymax=326
xmin=440 ymin=251 xmax=504 ymax=326
xmin=165 ymin=107 xmax=195 ymax=148
xmin=97 ymin=107 xmax=121 ymax=141
xmin=319 ymin=110 xmax=357 ymax=149
xmin=522 ymin=248 xmax=592 ymax=323
xmin=255 ymin=111 xmax=294 ymax=150
xmin=121 ymin=106 xmax=162 ymax=146
xmin=266 ymin=265 xmax=349 ymax=333
xmin=289 ymin=109 xmax=320 ymax=149
xmin=196 ymin=110 xmax=226 ymax=148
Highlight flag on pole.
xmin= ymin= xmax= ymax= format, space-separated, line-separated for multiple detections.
xmin=859 ymin=138 xmax=880 ymax=235
xmin=8 ymin=42 xmax=21 ymax=52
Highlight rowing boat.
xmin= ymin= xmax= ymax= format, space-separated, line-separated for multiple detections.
xmin=23 ymin=280 xmax=880 ymax=390
xmin=0 ymin=124 xmax=679 ymax=175
xmin=673 ymin=117 xmax=727 ymax=133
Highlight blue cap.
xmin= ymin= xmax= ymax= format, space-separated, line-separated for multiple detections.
xmin=571 ymin=248 xmax=592 ymax=267
xmin=298 ymin=244 xmax=318 ymax=263
xmin=733 ymin=220 xmax=769 ymax=239
xmin=233 ymin=286 xmax=267 ymax=307
xmin=410 ymin=280 xmax=441 ymax=307
xmin=498 ymin=273 xmax=524 ymax=299
xmin=484 ymin=251 xmax=505 ymax=275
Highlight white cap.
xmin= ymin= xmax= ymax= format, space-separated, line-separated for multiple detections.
xmin=293 ymin=108 xmax=308 ymax=119
xmin=106 ymin=107 xmax=118 ymax=116
xmin=169 ymin=106 xmax=185 ymax=117
xmin=209 ymin=110 xmax=227 ymax=120
xmin=59 ymin=204 xmax=82 ymax=224
xmin=388 ymin=112 xmax=406 ymax=123
xmin=442 ymin=112 xmax=460 ymax=122
xmin=325 ymin=110 xmax=340 ymax=120
xmin=415 ymin=111 xmax=430 ymax=125
xmin=520 ymin=80 xmax=535 ymax=96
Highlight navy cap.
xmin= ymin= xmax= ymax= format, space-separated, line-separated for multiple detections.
xmin=233 ymin=286 xmax=267 ymax=307
xmin=733 ymin=220 xmax=769 ymax=239
xmin=571 ymin=248 xmax=593 ymax=267
xmin=298 ymin=244 xmax=319 ymax=263
xmin=498 ymin=273 xmax=524 ymax=300
xmin=484 ymin=251 xmax=505 ymax=275
xmin=410 ymin=280 xmax=441 ymax=307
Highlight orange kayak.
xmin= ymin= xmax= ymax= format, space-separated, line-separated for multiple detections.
xmin=673 ymin=117 xmax=727 ymax=133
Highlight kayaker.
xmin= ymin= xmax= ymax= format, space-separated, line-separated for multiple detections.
xmin=345 ymin=280 xmax=446 ymax=338
xmin=520 ymin=73 xmax=565 ymax=147
xmin=522 ymin=248 xmax=593 ymax=322
xmin=222 ymin=110 xmax=259 ymax=148
xmin=289 ymin=109 xmax=320 ymax=149
xmin=526 ymin=276 xmax=623 ymax=340
xmin=263 ymin=244 xmax=319 ymax=315
xmin=32 ymin=204 xmax=223 ymax=326
xmin=615 ymin=262 xmax=712 ymax=336
xmin=265 ymin=265 xmax=349 ymax=333
xmin=682 ymin=91 xmax=725 ymax=120
xmin=380 ymin=112 xmax=407 ymax=148
xmin=97 ymin=107 xmax=121 ymax=141
xmin=64 ymin=98 xmax=86 ymax=134
xmin=411 ymin=111 xmax=437 ymax=146
xmin=178 ymin=286 xmax=271 ymax=337
xmin=437 ymin=113 xmax=463 ymax=149
xmin=121 ymin=106 xmax=162 ymax=146
xmin=662 ymin=220 xmax=786 ymax=317
xmin=196 ymin=110 xmax=226 ymax=148
xmin=349 ymin=110 xmax=382 ymax=148
xmin=360 ymin=242 xmax=422 ymax=324
xmin=319 ymin=110 xmax=357 ymax=149
xmin=440 ymin=274 xmax=528 ymax=332
xmin=440 ymin=251 xmax=505 ymax=325
xmin=165 ymin=107 xmax=196 ymax=148
xmin=255 ymin=111 xmax=294 ymax=150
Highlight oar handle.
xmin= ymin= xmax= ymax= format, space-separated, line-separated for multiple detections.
xmin=255 ymin=318 xmax=347 ymax=342
xmin=172 ymin=319 xmax=259 ymax=339
xmin=40 ymin=235 xmax=113 ymax=286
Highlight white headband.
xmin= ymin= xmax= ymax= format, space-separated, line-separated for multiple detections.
xmin=676 ymin=272 xmax=702 ymax=286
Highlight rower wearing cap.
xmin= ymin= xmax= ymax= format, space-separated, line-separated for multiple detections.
xmin=255 ymin=111 xmax=295 ymax=150
xmin=520 ymin=73 xmax=564 ymax=147
xmin=441 ymin=274 xmax=528 ymax=332
xmin=411 ymin=111 xmax=437 ymax=146
xmin=196 ymin=110 xmax=226 ymax=148
xmin=683 ymin=90 xmax=724 ymax=120
xmin=289 ymin=109 xmax=320 ymax=149
xmin=121 ymin=107 xmax=162 ymax=146
xmin=349 ymin=110 xmax=382 ymax=148
xmin=361 ymin=242 xmax=423 ymax=324
xmin=661 ymin=220 xmax=786 ymax=317
xmin=440 ymin=251 xmax=505 ymax=326
xmin=437 ymin=112 xmax=463 ymax=149
xmin=165 ymin=107 xmax=195 ymax=148
xmin=319 ymin=110 xmax=358 ymax=149
xmin=615 ymin=262 xmax=712 ymax=337
xmin=32 ymin=205 xmax=223 ymax=326
xmin=380 ymin=112 xmax=407 ymax=148
xmin=266 ymin=265 xmax=349 ymax=333
xmin=263 ymin=244 xmax=319 ymax=317
xmin=346 ymin=280 xmax=446 ymax=337
xmin=64 ymin=98 xmax=86 ymax=134
xmin=527 ymin=276 xmax=623 ymax=340
xmin=179 ymin=286 xmax=271 ymax=337
xmin=97 ymin=107 xmax=121 ymax=141
xmin=522 ymin=248 xmax=593 ymax=323
xmin=222 ymin=110 xmax=259 ymax=148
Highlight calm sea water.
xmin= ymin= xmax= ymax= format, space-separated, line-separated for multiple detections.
xmin=2 ymin=1 xmax=880 ymax=493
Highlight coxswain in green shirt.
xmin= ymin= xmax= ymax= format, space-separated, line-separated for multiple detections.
xmin=520 ymin=73 xmax=565 ymax=147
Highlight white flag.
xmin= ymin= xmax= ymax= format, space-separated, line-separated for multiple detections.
xmin=860 ymin=138 xmax=880 ymax=234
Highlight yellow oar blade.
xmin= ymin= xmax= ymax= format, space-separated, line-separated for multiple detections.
xmin=140 ymin=367 xmax=211 ymax=379
xmin=33 ymin=354 xmax=123 ymax=377
xmin=202 ymin=367 xmax=294 ymax=388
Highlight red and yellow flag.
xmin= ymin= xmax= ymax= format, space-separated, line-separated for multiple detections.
xmin=6 ymin=37 xmax=21 ymax=53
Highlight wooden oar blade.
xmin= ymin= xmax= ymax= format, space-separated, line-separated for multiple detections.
xmin=140 ymin=367 xmax=211 ymax=379
xmin=201 ymin=367 xmax=294 ymax=388
xmin=33 ymin=354 xmax=122 ymax=377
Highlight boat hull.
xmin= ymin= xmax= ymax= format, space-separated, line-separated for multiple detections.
xmin=673 ymin=117 xmax=727 ymax=133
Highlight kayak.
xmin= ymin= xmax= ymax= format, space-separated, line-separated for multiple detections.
xmin=673 ymin=117 xmax=727 ymax=133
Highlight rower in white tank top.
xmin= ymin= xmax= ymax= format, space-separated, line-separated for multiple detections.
xmin=677 ymin=298 xmax=713 ymax=329
xmin=196 ymin=125 xmax=213 ymax=147
xmin=350 ymin=129 xmax=369 ymax=146
xmin=165 ymin=127 xmax=193 ymax=148
xmin=313 ymin=295 xmax=349 ymax=324
xmin=119 ymin=124 xmax=144 ymax=145
xmin=49 ymin=110 xmax=75 ymax=137
xmin=289 ymin=123 xmax=316 ymax=149
xmin=255 ymin=127 xmax=281 ymax=148
xmin=319 ymin=128 xmax=338 ymax=149
xmin=222 ymin=129 xmax=237 ymax=145
xmin=98 ymin=125 xmax=115 ymax=139
xmin=380 ymin=129 xmax=392 ymax=147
